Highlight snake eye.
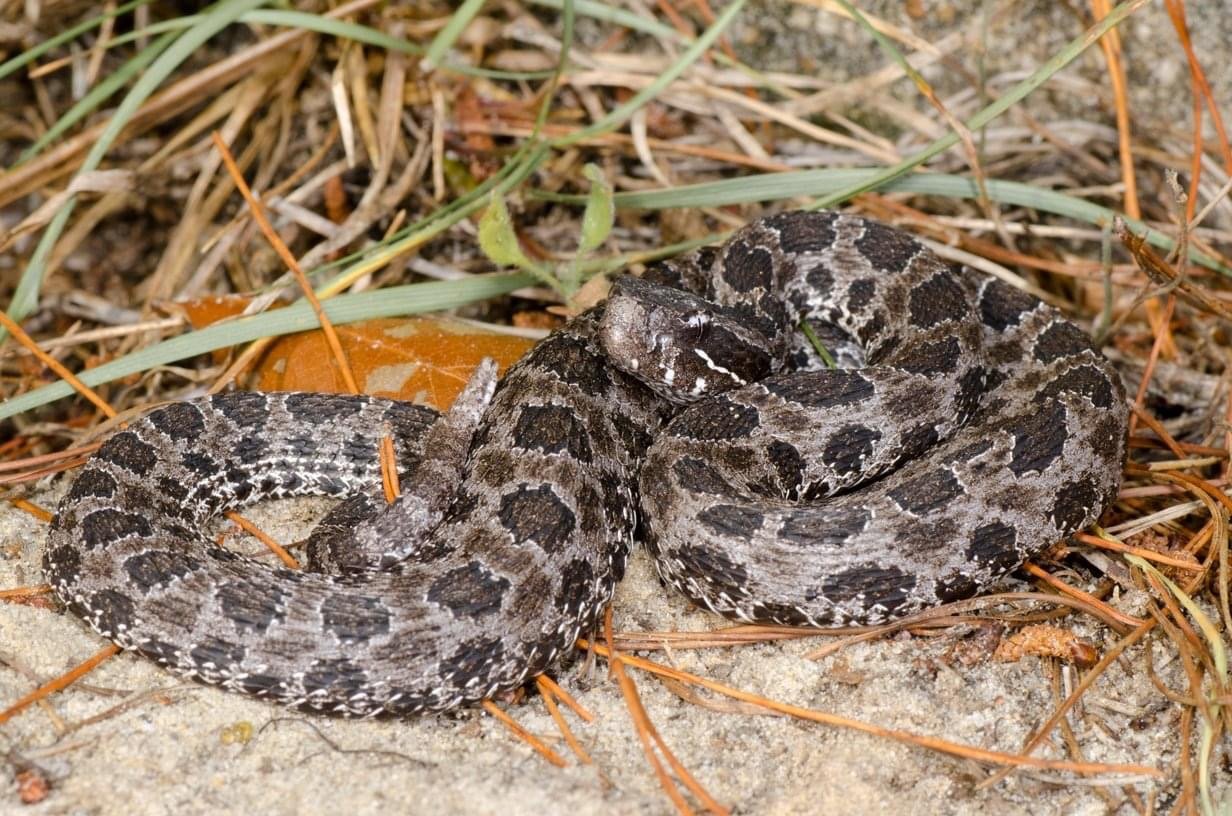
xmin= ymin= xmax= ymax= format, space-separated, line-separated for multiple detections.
xmin=684 ymin=312 xmax=710 ymax=341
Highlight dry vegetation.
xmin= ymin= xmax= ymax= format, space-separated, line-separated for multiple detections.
xmin=1 ymin=0 xmax=1231 ymax=813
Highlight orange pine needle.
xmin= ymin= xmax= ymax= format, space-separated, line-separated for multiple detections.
xmin=9 ymin=498 xmax=53 ymax=523
xmin=0 ymin=310 xmax=117 ymax=419
xmin=1127 ymin=293 xmax=1177 ymax=436
xmin=603 ymin=606 xmax=725 ymax=814
xmin=609 ymin=658 xmax=696 ymax=816
xmin=224 ymin=511 xmax=300 ymax=569
xmin=210 ymin=131 xmax=359 ymax=395
xmin=578 ymin=639 xmax=1161 ymax=780
xmin=0 ymin=443 xmax=101 ymax=473
xmin=1128 ymin=403 xmax=1188 ymax=459
xmin=0 ymin=643 xmax=121 ymax=725
xmin=537 ymin=674 xmax=595 ymax=723
xmin=0 ymin=584 xmax=51 ymax=600
xmin=1072 ymin=532 xmax=1203 ymax=571
xmin=379 ymin=435 xmax=401 ymax=503
xmin=1021 ymin=562 xmax=1146 ymax=631
xmin=1091 ymin=0 xmax=1139 ymax=219
xmin=536 ymin=677 xmax=594 ymax=766
xmin=977 ymin=619 xmax=1155 ymax=789
xmin=480 ymin=699 xmax=567 ymax=768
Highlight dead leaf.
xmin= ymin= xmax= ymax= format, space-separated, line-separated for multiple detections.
xmin=255 ymin=316 xmax=535 ymax=409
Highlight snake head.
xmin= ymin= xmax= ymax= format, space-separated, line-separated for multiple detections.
xmin=598 ymin=275 xmax=775 ymax=403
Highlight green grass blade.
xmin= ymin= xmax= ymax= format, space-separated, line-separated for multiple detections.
xmin=808 ymin=0 xmax=1151 ymax=209
xmin=1126 ymin=555 xmax=1227 ymax=679
xmin=98 ymin=10 xmax=553 ymax=80
xmin=422 ymin=0 xmax=488 ymax=70
xmin=3 ymin=0 xmax=272 ymax=341
xmin=0 ymin=273 xmax=536 ymax=421
xmin=552 ymin=0 xmax=745 ymax=146
xmin=14 ymin=30 xmax=178 ymax=166
xmin=532 ymin=169 xmax=1228 ymax=276
xmin=0 ymin=0 xmax=152 ymax=82
xmin=529 ymin=0 xmax=792 ymax=99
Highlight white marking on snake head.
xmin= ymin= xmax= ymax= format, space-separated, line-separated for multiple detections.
xmin=694 ymin=349 xmax=747 ymax=386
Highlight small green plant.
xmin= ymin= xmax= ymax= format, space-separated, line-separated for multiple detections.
xmin=478 ymin=163 xmax=613 ymax=302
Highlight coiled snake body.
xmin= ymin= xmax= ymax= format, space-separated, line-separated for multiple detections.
xmin=45 ymin=212 xmax=1128 ymax=716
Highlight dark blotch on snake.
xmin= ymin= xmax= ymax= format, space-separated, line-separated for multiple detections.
xmin=85 ymin=589 xmax=137 ymax=635
xmin=427 ymin=560 xmax=512 ymax=619
xmin=215 ymin=580 xmax=288 ymax=635
xmin=766 ymin=441 xmax=804 ymax=497
xmin=148 ymin=402 xmax=206 ymax=442
xmin=779 ymin=505 xmax=871 ymax=547
xmin=66 ymin=468 xmax=117 ymax=502
xmin=1039 ymin=363 xmax=1115 ymax=409
xmin=672 ymin=457 xmax=738 ymax=496
xmin=303 ymin=657 xmax=371 ymax=697
xmin=673 ymin=544 xmax=752 ymax=601
xmin=80 ymin=508 xmax=153 ymax=548
xmin=821 ymin=563 xmax=917 ymax=614
xmin=189 ymin=637 xmax=246 ymax=671
xmin=888 ymin=468 xmax=963 ymax=515
xmin=671 ymin=398 xmax=760 ymax=441
xmin=821 ymin=424 xmax=882 ymax=477
xmin=320 ymin=593 xmax=392 ymax=644
xmin=1033 ymin=321 xmax=1093 ymax=364
xmin=897 ymin=336 xmax=962 ymax=376
xmin=1008 ymin=401 xmax=1069 ymax=476
xmin=722 ymin=240 xmax=776 ymax=293
xmin=1050 ymin=478 xmax=1102 ymax=532
xmin=122 ymin=550 xmax=202 ymax=592
xmin=907 ymin=272 xmax=968 ymax=329
xmin=696 ymin=504 xmax=764 ymax=539
xmin=979 ymin=280 xmax=1039 ymax=331
xmin=498 ymin=484 xmax=576 ymax=553
xmin=854 ymin=221 xmax=919 ymax=272
xmin=764 ymin=210 xmax=837 ymax=254
xmin=762 ymin=370 xmax=874 ymax=409
xmin=964 ymin=522 xmax=1021 ymax=573
xmin=513 ymin=404 xmax=593 ymax=463
xmin=97 ymin=431 xmax=159 ymax=476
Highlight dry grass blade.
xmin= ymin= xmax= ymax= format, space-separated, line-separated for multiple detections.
xmin=0 ymin=445 xmax=102 ymax=474
xmin=0 ymin=309 xmax=116 ymax=420
xmin=210 ymin=131 xmax=359 ymax=395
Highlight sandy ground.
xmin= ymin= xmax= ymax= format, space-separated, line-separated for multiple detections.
xmin=0 ymin=484 xmax=1204 ymax=815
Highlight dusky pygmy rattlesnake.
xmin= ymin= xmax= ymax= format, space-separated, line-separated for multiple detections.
xmin=44 ymin=211 xmax=1128 ymax=716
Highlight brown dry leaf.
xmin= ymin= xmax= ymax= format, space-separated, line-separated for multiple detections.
xmin=165 ymin=294 xmax=263 ymax=365
xmin=511 ymin=310 xmax=563 ymax=331
xmin=170 ymin=293 xmax=256 ymax=331
xmin=993 ymin=624 xmax=1098 ymax=667
xmin=254 ymin=317 xmax=535 ymax=409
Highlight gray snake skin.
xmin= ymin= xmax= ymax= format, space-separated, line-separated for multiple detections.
xmin=44 ymin=211 xmax=1128 ymax=717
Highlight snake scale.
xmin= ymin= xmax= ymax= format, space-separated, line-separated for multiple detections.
xmin=44 ymin=211 xmax=1128 ymax=717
